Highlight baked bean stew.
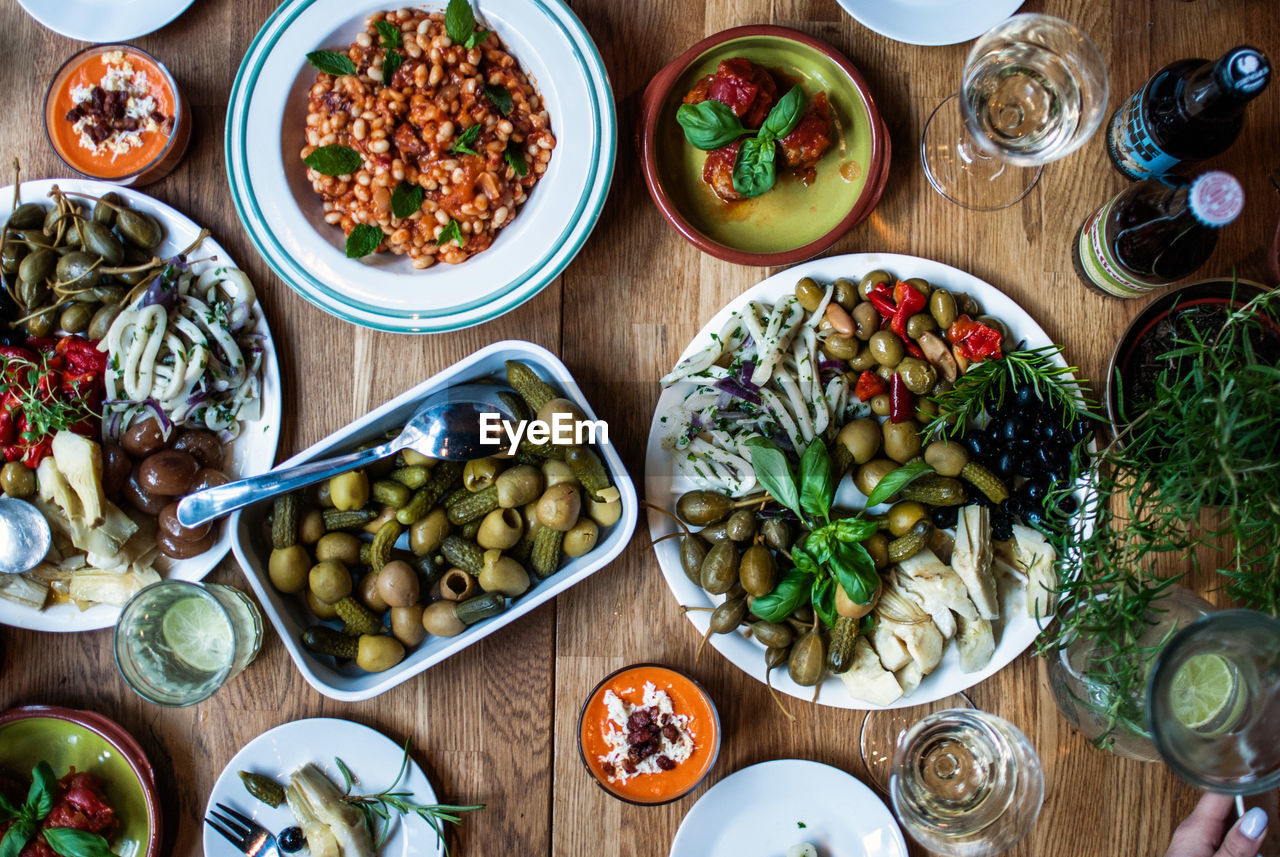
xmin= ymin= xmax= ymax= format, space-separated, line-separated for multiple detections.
xmin=301 ymin=8 xmax=556 ymax=267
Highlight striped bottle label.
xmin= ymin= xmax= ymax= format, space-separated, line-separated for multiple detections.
xmin=1076 ymin=199 xmax=1162 ymax=299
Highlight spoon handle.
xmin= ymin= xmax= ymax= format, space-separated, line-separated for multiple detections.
xmin=177 ymin=440 xmax=398 ymax=528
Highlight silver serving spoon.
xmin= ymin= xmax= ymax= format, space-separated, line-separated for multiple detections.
xmin=177 ymin=383 xmax=521 ymax=529
xmin=0 ymin=497 xmax=52 ymax=575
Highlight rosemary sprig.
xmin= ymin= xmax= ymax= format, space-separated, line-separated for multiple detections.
xmin=337 ymin=740 xmax=483 ymax=855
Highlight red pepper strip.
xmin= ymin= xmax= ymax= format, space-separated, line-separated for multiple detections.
xmin=947 ymin=315 xmax=1004 ymax=361
xmin=905 ymin=342 xmax=925 ymax=360
xmin=889 ymin=373 xmax=914 ymax=423
xmin=25 ymin=337 xmax=57 ymax=355
xmin=854 ymin=370 xmax=888 ymax=401
xmin=867 ymin=283 xmax=897 ymax=318
xmin=57 ymin=335 xmax=107 ymax=375
xmin=890 ymin=281 xmax=927 ymax=341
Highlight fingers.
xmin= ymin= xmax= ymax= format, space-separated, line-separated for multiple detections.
xmin=1214 ymin=806 xmax=1269 ymax=857
xmin=1166 ymin=793 xmax=1237 ymax=857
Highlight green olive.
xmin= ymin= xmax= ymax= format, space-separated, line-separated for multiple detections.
xmin=55 ymin=251 xmax=101 ymax=291
xmin=888 ymin=501 xmax=929 ymax=537
xmin=905 ymin=313 xmax=937 ymax=340
xmin=761 ymin=518 xmax=792 ymax=552
xmin=725 ymin=509 xmax=758 ymax=542
xmin=765 ymin=645 xmax=790 ymax=672
xmin=586 ymin=495 xmax=622 ymax=527
xmin=929 ymin=289 xmax=958 ymax=330
xmin=115 ymin=209 xmax=164 ymax=250
xmin=542 ymin=459 xmax=577 ymax=487
xmin=390 ymin=604 xmax=428 ymax=647
xmin=495 ymin=464 xmax=544 ymax=508
xmin=751 ymin=621 xmax=793 ymax=649
xmin=356 ymin=635 xmax=405 ymax=672
xmin=477 ymin=507 xmax=523 ymax=550
xmin=868 ymin=330 xmax=904 ymax=367
xmin=479 ymin=550 xmax=530 ymax=596
xmin=700 ymin=540 xmax=739 ymax=595
xmin=78 ymin=220 xmax=124 ymax=266
xmin=268 ymin=545 xmax=310 ymax=593
xmin=864 ymin=532 xmax=890 ymax=570
xmin=535 ymin=398 xmax=587 ymax=438
xmin=88 ymin=284 xmax=125 ymax=304
xmin=848 ymin=348 xmax=878 ymax=372
xmin=821 ymin=333 xmax=859 ymax=361
xmin=423 ymin=600 xmax=466 ymax=636
xmin=904 ymin=277 xmax=932 ymax=298
xmin=409 ymin=507 xmax=450 ymax=555
xmin=359 ymin=572 xmax=389 ymax=613
xmin=42 ymin=205 xmax=63 ymax=236
xmin=957 ymin=293 xmax=982 ymax=318
xmin=895 ymin=357 xmax=937 ymax=395
xmin=836 ymin=576 xmax=881 ymax=619
xmin=857 ymin=269 xmax=894 ymax=300
xmin=316 ymin=532 xmax=362 ymax=564
xmin=698 ymin=521 xmax=731 ymax=544
xmin=307 ymin=589 xmax=341 ymax=620
xmin=93 ymin=193 xmax=121 ymax=226
xmin=375 ymin=560 xmax=420 ymax=607
xmin=1 ymin=240 xmax=26 ymax=274
xmin=976 ymin=314 xmax=1010 ymax=342
xmin=59 ymin=302 xmax=93 ymax=334
xmin=25 ymin=308 xmax=56 ymax=338
xmin=882 ymin=419 xmax=922 ymax=463
xmin=709 ymin=597 xmax=748 ymax=635
xmin=916 ymin=398 xmax=939 ymax=420
xmin=832 ymin=278 xmax=859 ymax=310
xmin=7 ymin=203 xmax=47 ymax=230
xmin=88 ymin=303 xmax=122 ymax=340
xmin=463 ymin=457 xmax=499 ymax=492
xmin=536 ymin=483 xmax=581 ymax=532
xmin=855 ymin=459 xmax=899 ymax=499
xmin=869 ymin=393 xmax=891 ymax=417
xmin=794 ymin=277 xmax=824 ymax=312
xmin=851 ymin=301 xmax=879 ymax=341
xmin=679 ymin=535 xmax=707 ymax=585
xmin=924 ymin=439 xmax=970 ymax=477
xmin=0 ymin=462 xmax=37 ymax=498
xmin=837 ymin=418 xmax=882 ymax=465
xmin=329 ymin=470 xmax=369 ymax=511
xmin=14 ymin=277 xmax=48 ymax=312
xmin=788 ymin=628 xmax=826 ymax=687
xmin=676 ymin=490 xmax=733 ymax=526
xmin=563 ymin=518 xmax=599 ymax=557
xmin=310 ymin=560 xmax=353 ymax=604
xmin=738 ymin=544 xmax=776 ymax=597
xmin=17 ymin=247 xmax=55 ymax=287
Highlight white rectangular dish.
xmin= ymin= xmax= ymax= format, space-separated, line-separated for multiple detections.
xmin=230 ymin=340 xmax=637 ymax=701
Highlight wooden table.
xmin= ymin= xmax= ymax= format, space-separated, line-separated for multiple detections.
xmin=2 ymin=0 xmax=1277 ymax=854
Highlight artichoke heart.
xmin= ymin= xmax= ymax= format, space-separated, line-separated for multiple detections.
xmin=286 ymin=763 xmax=374 ymax=857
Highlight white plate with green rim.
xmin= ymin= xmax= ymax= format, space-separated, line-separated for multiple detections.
xmin=16 ymin=0 xmax=196 ymax=42
xmin=226 ymin=0 xmax=616 ymax=333
xmin=836 ymin=0 xmax=1023 ymax=46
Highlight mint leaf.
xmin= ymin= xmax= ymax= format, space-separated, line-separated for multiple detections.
xmin=374 ymin=20 xmax=402 ymax=48
xmin=484 ymin=84 xmax=513 ymax=116
xmin=744 ymin=437 xmax=801 ymax=519
xmin=731 ymin=136 xmax=777 ymax=199
xmin=675 ymin=100 xmax=749 ymax=151
xmin=345 ymin=223 xmax=383 ymax=258
xmin=306 ymin=50 xmax=356 ymax=77
xmin=303 ymin=144 xmax=362 ymax=177
xmin=43 ymin=828 xmax=114 ymax=857
xmin=390 ymin=182 xmax=424 ymax=219
xmin=445 ymin=0 xmax=476 ymax=44
xmin=759 ymin=85 xmax=806 ymax=142
xmin=503 ymin=144 xmax=528 ymax=177
xmin=864 ymin=461 xmax=934 ymax=507
xmin=382 ymin=49 xmax=403 ymax=86
xmin=464 ymin=30 xmax=490 ymax=49
xmin=437 ymin=219 xmax=465 ymax=247
xmin=451 ymin=124 xmax=482 ymax=156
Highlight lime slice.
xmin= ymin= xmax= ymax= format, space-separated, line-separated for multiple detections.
xmin=162 ymin=595 xmax=234 ymax=673
xmin=1170 ymin=653 xmax=1238 ymax=730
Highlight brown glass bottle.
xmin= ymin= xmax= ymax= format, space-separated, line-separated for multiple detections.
xmin=1073 ymin=171 xmax=1243 ymax=298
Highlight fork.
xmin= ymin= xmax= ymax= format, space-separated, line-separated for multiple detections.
xmin=205 ymin=802 xmax=281 ymax=857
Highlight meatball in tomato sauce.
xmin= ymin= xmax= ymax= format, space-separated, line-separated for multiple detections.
xmin=779 ymin=91 xmax=834 ymax=183
xmin=702 ymin=141 xmax=744 ymax=202
xmin=684 ymin=58 xmax=777 ymax=129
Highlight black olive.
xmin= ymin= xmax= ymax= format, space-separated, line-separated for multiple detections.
xmin=1000 ymin=417 xmax=1018 ymax=442
xmin=1022 ymin=507 xmax=1044 ymax=528
xmin=1071 ymin=418 xmax=1092 ymax=441
xmin=1003 ymin=496 xmax=1025 ymax=520
xmin=279 ymin=827 xmax=305 ymax=853
xmin=972 ymin=491 xmax=995 ymax=509
xmin=1017 ymin=455 xmax=1040 ymax=478
xmin=991 ymin=511 xmax=1014 ymax=542
xmin=1014 ymin=383 xmax=1035 ymax=408
xmin=931 ymin=505 xmax=960 ymax=529
xmin=1022 ymin=480 xmax=1048 ymax=506
xmin=1056 ymin=494 xmax=1080 ymax=516
xmin=965 ymin=433 xmax=987 ymax=461
xmin=1040 ymin=421 xmax=1059 ymax=443
xmin=996 ymin=452 xmax=1017 ymax=480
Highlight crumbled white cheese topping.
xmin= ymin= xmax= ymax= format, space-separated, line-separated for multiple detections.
xmin=597 ymin=681 xmax=696 ymax=785
xmin=70 ymin=52 xmax=164 ymax=160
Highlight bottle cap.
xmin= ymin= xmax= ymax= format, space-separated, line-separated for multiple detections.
xmin=1217 ymin=47 xmax=1270 ymax=95
xmin=1189 ymin=172 xmax=1244 ymax=228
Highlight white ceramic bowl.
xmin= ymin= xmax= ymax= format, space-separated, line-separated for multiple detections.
xmin=230 ymin=340 xmax=638 ymax=700
xmin=16 ymin=0 xmax=196 ymax=42
xmin=225 ymin=0 xmax=616 ymax=333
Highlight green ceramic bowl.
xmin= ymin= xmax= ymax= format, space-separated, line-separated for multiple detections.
xmin=0 ymin=707 xmax=161 ymax=857
xmin=640 ymin=25 xmax=890 ymax=266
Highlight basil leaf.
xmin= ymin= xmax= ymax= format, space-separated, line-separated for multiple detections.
xmin=390 ymin=182 xmax=424 ymax=219
xmin=675 ymin=100 xmax=749 ymax=151
xmin=759 ymin=85 xmax=807 ymax=141
xmin=374 ymin=20 xmax=402 ymax=48
xmin=0 ymin=792 xmax=17 ymax=820
xmin=798 ymin=440 xmax=834 ymax=524
xmin=382 ymin=48 xmax=403 ymax=86
xmin=345 ymin=223 xmax=383 ymax=258
xmin=731 ymin=136 xmax=776 ymax=199
xmin=28 ymin=762 xmax=56 ymax=820
xmin=303 ymin=144 xmax=363 ymax=177
xmin=811 ymin=576 xmax=837 ymax=628
xmin=43 ymin=828 xmax=114 ymax=857
xmin=464 ymin=30 xmax=491 ymax=49
xmin=860 ymin=614 xmax=877 ymax=634
xmin=484 ymin=84 xmax=513 ymax=116
xmin=437 ymin=219 xmax=465 ymax=247
xmin=864 ymin=461 xmax=935 ymax=508
xmin=0 ymin=819 xmax=35 ymax=857
xmin=445 ymin=0 xmax=476 ymax=45
xmin=831 ymin=517 xmax=879 ymax=544
xmin=452 ymin=123 xmax=482 ymax=156
xmin=744 ymin=437 xmax=800 ymax=518
xmin=504 ymin=144 xmax=528 ymax=177
xmin=306 ymin=50 xmax=356 ymax=77
xmin=791 ymin=544 xmax=820 ymax=576
xmin=750 ymin=567 xmax=810 ymax=622
xmin=830 ymin=540 xmax=879 ymax=606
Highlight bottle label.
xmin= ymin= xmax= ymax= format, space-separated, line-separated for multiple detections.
xmin=1076 ymin=198 xmax=1162 ymax=298
xmin=1107 ymin=87 xmax=1181 ymax=180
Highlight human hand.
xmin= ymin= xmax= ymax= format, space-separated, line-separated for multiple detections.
xmin=1163 ymin=793 xmax=1269 ymax=857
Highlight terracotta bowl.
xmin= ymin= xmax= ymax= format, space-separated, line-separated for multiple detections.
xmin=0 ymin=705 xmax=162 ymax=857
xmin=639 ymin=25 xmax=890 ymax=267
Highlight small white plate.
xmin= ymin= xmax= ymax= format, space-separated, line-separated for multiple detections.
xmin=204 ymin=718 xmax=443 ymax=857
xmin=0 ymin=178 xmax=283 ymax=633
xmin=670 ymin=760 xmax=908 ymax=857
xmin=16 ymin=0 xmax=196 ymax=42
xmin=836 ymin=0 xmax=1023 ymax=46
xmin=226 ymin=0 xmax=616 ymax=333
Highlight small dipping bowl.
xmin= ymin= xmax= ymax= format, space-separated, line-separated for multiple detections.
xmin=639 ymin=25 xmax=890 ymax=266
xmin=44 ymin=44 xmax=191 ymax=187
xmin=578 ymin=663 xmax=720 ymax=805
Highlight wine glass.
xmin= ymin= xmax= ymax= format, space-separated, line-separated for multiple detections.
xmin=859 ymin=692 xmax=976 ymax=794
xmin=889 ymin=709 xmax=1045 ymax=857
xmin=1147 ymin=610 xmax=1280 ymax=795
xmin=921 ymin=13 xmax=1109 ymax=210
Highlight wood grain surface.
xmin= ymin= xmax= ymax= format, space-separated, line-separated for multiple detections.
xmin=1 ymin=1 xmax=1277 ymax=855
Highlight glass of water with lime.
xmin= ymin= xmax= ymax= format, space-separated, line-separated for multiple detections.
xmin=114 ymin=580 xmax=263 ymax=707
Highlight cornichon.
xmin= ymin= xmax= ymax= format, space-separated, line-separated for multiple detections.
xmin=505 ymin=360 xmax=557 ymax=411
xmin=302 ymin=625 xmax=359 ymax=658
xmin=441 ymin=535 xmax=484 ymax=574
xmin=454 ymin=591 xmax=506 ymax=625
xmin=389 ymin=465 xmax=430 ymax=488
xmin=516 ymin=436 xmax=566 ymax=460
xmin=564 ymin=445 xmax=610 ymax=502
xmin=238 ymin=771 xmax=285 ymax=808
xmin=530 ymin=527 xmax=563 ymax=579
xmin=370 ymin=518 xmax=403 ymax=572
xmin=447 ymin=484 xmax=499 ymax=525
xmin=461 ymin=519 xmax=482 ymax=541
xmin=271 ymin=494 xmax=299 ymax=550
xmin=509 ymin=527 xmax=536 ymax=564
xmin=887 ymin=520 xmax=933 ymax=563
xmin=900 ymin=475 xmax=967 ymax=506
xmin=322 ymin=507 xmax=377 ymax=531
xmin=960 ymin=462 xmax=1009 ymax=504
xmin=826 ymin=616 xmax=859 ymax=673
xmin=372 ymin=479 xmax=411 ymax=508
xmin=334 ymin=596 xmax=382 ymax=636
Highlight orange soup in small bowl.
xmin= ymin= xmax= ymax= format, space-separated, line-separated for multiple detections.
xmin=578 ymin=664 xmax=720 ymax=805
xmin=44 ymin=45 xmax=190 ymax=186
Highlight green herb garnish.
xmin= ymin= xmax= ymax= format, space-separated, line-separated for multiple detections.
xmin=445 ymin=0 xmax=490 ymax=49
xmin=390 ymin=182 xmax=424 ymax=219
xmin=503 ymin=145 xmax=528 ymax=177
xmin=345 ymin=223 xmax=383 ymax=258
xmin=306 ymin=50 xmax=356 ymax=76
xmin=675 ymin=84 xmax=806 ymax=198
xmin=865 ymin=460 xmax=934 ymax=508
xmin=730 ymin=136 xmax=776 ymax=199
xmin=382 ymin=48 xmax=403 ymax=86
xmin=436 ymin=219 xmax=464 ymax=247
xmin=374 ymin=20 xmax=403 ymax=48
xmin=0 ymin=763 xmax=113 ymax=857
xmin=304 ymin=144 xmax=363 ymax=176
xmin=451 ymin=124 xmax=482 ymax=156
xmin=484 ymin=84 xmax=513 ymax=116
